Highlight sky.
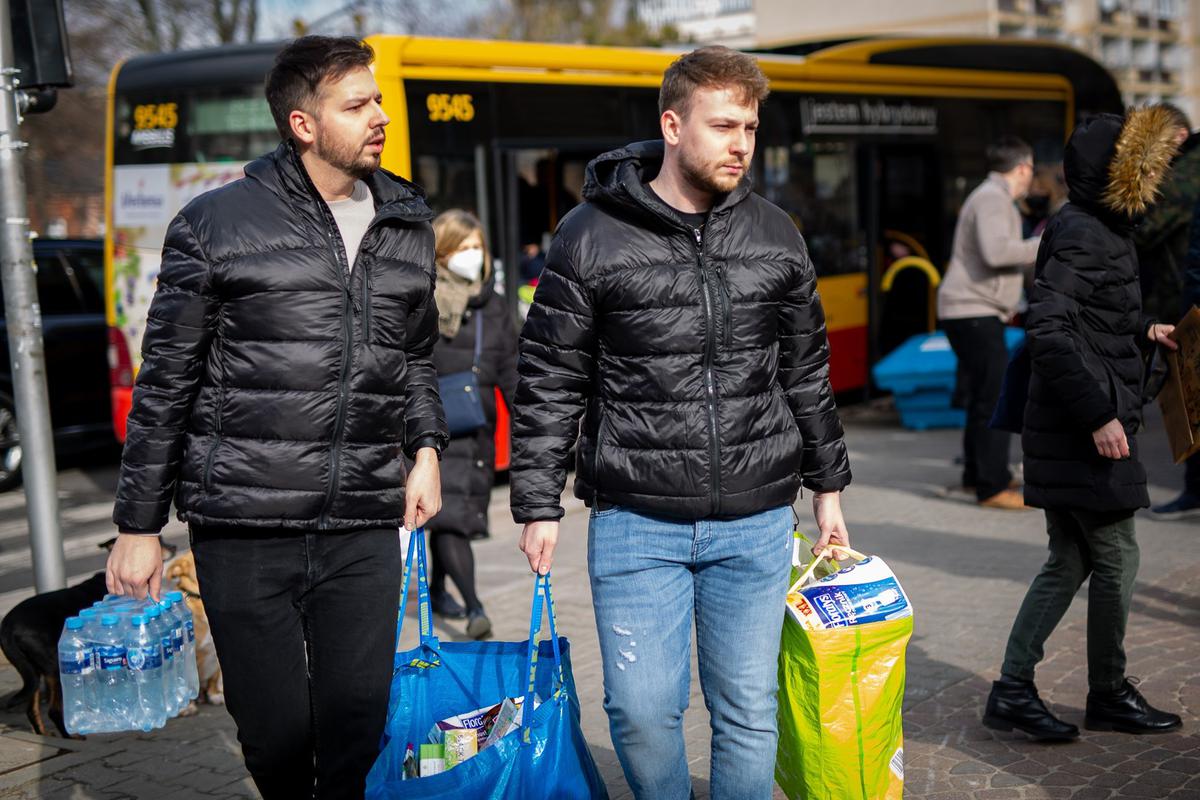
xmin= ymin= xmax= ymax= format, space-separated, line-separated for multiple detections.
xmin=254 ymin=0 xmax=497 ymax=38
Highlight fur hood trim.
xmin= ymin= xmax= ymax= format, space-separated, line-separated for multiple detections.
xmin=1103 ymin=105 xmax=1181 ymax=217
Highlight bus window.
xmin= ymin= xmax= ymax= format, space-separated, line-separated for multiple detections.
xmin=415 ymin=153 xmax=479 ymax=216
xmin=764 ymin=140 xmax=866 ymax=277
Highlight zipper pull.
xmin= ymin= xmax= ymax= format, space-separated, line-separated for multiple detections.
xmin=693 ymin=227 xmax=703 ymax=248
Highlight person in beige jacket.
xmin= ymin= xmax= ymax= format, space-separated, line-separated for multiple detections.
xmin=938 ymin=136 xmax=1040 ymax=510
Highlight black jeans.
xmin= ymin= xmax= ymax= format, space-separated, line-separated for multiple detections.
xmin=1186 ymin=451 xmax=1200 ymax=496
xmin=191 ymin=525 xmax=402 ymax=800
xmin=942 ymin=316 xmax=1013 ymax=500
xmin=1000 ymin=509 xmax=1138 ymax=692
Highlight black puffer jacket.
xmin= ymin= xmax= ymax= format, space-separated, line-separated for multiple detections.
xmin=510 ymin=141 xmax=851 ymax=522
xmin=1023 ymin=110 xmax=1177 ymax=512
xmin=427 ymin=279 xmax=518 ymax=536
xmin=113 ymin=141 xmax=449 ymax=533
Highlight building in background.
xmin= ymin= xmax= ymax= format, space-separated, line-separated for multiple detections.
xmin=639 ymin=0 xmax=1199 ymax=120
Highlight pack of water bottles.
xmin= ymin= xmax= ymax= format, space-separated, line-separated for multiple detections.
xmin=57 ymin=591 xmax=200 ymax=734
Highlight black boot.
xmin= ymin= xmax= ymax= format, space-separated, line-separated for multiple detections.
xmin=430 ymin=589 xmax=467 ymax=620
xmin=466 ymin=607 xmax=492 ymax=640
xmin=1085 ymin=678 xmax=1183 ymax=734
xmin=983 ymin=676 xmax=1079 ymax=741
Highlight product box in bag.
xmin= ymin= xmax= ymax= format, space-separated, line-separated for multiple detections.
xmin=786 ymin=556 xmax=912 ymax=630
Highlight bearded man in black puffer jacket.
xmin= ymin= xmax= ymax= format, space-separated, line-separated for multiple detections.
xmin=510 ymin=47 xmax=851 ymax=799
xmin=984 ymin=106 xmax=1183 ymax=743
xmin=106 ymin=37 xmax=448 ymax=799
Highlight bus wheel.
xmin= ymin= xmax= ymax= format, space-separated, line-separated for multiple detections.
xmin=0 ymin=395 xmax=23 ymax=493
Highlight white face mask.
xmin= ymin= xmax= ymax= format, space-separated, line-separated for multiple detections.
xmin=446 ymin=247 xmax=485 ymax=282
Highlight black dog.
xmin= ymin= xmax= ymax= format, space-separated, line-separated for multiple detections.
xmin=0 ymin=538 xmax=176 ymax=736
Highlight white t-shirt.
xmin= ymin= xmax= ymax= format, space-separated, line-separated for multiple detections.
xmin=327 ymin=180 xmax=375 ymax=272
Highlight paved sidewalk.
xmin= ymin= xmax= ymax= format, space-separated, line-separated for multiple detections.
xmin=0 ymin=405 xmax=1196 ymax=798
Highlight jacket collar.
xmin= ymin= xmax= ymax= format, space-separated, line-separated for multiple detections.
xmin=581 ymin=140 xmax=753 ymax=232
xmin=244 ymin=140 xmax=433 ymax=223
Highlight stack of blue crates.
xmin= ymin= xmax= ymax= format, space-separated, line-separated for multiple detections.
xmin=872 ymin=328 xmax=1025 ymax=430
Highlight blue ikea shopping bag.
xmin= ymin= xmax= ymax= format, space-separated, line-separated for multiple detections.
xmin=365 ymin=530 xmax=608 ymax=799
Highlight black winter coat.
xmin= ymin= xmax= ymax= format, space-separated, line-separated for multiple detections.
xmin=510 ymin=141 xmax=851 ymax=522
xmin=427 ymin=279 xmax=519 ymax=536
xmin=113 ymin=142 xmax=449 ymax=533
xmin=1023 ymin=112 xmax=1172 ymax=512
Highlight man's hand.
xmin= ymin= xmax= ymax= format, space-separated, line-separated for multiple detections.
xmin=106 ymin=534 xmax=164 ymax=601
xmin=519 ymin=521 xmax=558 ymax=575
xmin=404 ymin=447 xmax=441 ymax=531
xmin=812 ymin=491 xmax=850 ymax=557
xmin=1148 ymin=323 xmax=1178 ymax=351
xmin=1093 ymin=418 xmax=1130 ymax=460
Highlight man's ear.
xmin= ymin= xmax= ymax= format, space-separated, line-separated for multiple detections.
xmin=660 ymin=109 xmax=683 ymax=146
xmin=289 ymin=109 xmax=317 ymax=146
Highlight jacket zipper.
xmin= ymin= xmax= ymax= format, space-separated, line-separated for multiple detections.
xmin=715 ymin=262 xmax=732 ymax=349
xmin=202 ymin=386 xmax=224 ymax=491
xmin=362 ymin=262 xmax=373 ymax=342
xmin=694 ymin=226 xmax=722 ymax=516
xmin=318 ymin=220 xmax=355 ymax=529
xmin=592 ymin=400 xmax=606 ymax=495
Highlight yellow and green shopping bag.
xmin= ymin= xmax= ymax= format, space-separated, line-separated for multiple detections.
xmin=776 ymin=535 xmax=913 ymax=800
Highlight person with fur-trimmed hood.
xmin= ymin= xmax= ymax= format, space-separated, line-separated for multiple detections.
xmin=983 ymin=107 xmax=1184 ymax=741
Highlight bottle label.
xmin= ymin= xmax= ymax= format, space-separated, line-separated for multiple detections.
xmin=186 ymin=619 xmax=195 ymax=643
xmin=161 ymin=635 xmax=175 ymax=661
xmin=172 ymin=626 xmax=184 ymax=652
xmin=127 ymin=644 xmax=162 ymax=671
xmin=59 ymin=648 xmax=93 ymax=675
xmin=96 ymin=645 xmax=126 ymax=671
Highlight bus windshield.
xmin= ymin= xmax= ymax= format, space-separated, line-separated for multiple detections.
xmin=113 ymin=87 xmax=278 ymax=166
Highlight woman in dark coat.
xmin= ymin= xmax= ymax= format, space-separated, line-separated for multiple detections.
xmin=427 ymin=210 xmax=519 ymax=639
xmin=984 ymin=106 xmax=1183 ymax=741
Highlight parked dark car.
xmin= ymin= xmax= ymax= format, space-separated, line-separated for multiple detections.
xmin=0 ymin=238 xmax=115 ymax=491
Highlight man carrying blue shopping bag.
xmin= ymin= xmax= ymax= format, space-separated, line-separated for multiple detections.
xmin=510 ymin=46 xmax=853 ymax=800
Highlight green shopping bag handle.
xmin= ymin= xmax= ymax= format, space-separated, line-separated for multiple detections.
xmin=394 ymin=527 xmax=437 ymax=653
xmin=789 ymin=542 xmax=869 ymax=596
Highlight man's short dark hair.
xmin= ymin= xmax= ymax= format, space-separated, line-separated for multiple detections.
xmin=986 ymin=136 xmax=1034 ymax=173
xmin=659 ymin=45 xmax=769 ymax=118
xmin=265 ymin=36 xmax=375 ymax=140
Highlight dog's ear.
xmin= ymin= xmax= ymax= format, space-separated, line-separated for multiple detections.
xmin=161 ymin=542 xmax=179 ymax=561
xmin=98 ymin=537 xmax=117 ymax=552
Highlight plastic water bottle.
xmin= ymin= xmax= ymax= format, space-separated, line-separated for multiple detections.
xmin=58 ymin=617 xmax=96 ymax=734
xmin=93 ymin=614 xmax=134 ymax=732
xmin=168 ymin=591 xmax=199 ymax=701
xmin=145 ymin=604 xmax=177 ymax=716
xmin=161 ymin=596 xmax=188 ymax=711
xmin=125 ymin=614 xmax=166 ymax=730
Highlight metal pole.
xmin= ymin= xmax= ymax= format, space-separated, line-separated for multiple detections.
xmin=0 ymin=0 xmax=65 ymax=591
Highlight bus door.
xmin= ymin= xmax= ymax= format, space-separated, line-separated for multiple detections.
xmin=491 ymin=146 xmax=594 ymax=311
xmin=868 ymin=143 xmax=944 ymax=360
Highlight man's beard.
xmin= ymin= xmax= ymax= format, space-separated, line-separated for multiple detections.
xmin=315 ymin=129 xmax=380 ymax=181
xmin=679 ymin=147 xmax=747 ymax=196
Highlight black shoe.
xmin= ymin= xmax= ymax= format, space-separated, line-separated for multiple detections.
xmin=982 ymin=676 xmax=1079 ymax=742
xmin=430 ymin=590 xmax=467 ymax=620
xmin=466 ymin=608 xmax=492 ymax=640
xmin=1085 ymin=678 xmax=1183 ymax=734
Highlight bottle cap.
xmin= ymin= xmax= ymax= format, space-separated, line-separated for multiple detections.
xmin=65 ymin=617 xmax=83 ymax=630
xmin=167 ymin=591 xmax=184 ymax=602
xmin=101 ymin=615 xmax=119 ymax=626
xmin=146 ymin=606 xmax=161 ymax=618
xmin=79 ymin=608 xmax=98 ymax=618
xmin=130 ymin=615 xmax=145 ymax=626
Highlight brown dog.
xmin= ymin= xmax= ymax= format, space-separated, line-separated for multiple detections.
xmin=164 ymin=550 xmax=224 ymax=712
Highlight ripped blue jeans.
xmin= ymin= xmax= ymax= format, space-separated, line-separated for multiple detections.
xmin=587 ymin=505 xmax=793 ymax=800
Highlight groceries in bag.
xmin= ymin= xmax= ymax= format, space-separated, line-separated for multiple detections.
xmin=401 ymin=695 xmax=540 ymax=778
xmin=786 ymin=555 xmax=912 ymax=630
xmin=58 ymin=592 xmax=199 ymax=735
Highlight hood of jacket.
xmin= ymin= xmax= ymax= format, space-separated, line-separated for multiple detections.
xmin=581 ymin=139 xmax=753 ymax=229
xmin=1065 ymin=107 xmax=1180 ymax=225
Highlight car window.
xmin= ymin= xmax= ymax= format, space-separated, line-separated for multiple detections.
xmin=33 ymin=251 xmax=85 ymax=315
xmin=58 ymin=248 xmax=105 ymax=312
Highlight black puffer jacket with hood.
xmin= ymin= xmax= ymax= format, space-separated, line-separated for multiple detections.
xmin=113 ymin=141 xmax=449 ymax=533
xmin=1023 ymin=108 xmax=1178 ymax=512
xmin=510 ymin=141 xmax=851 ymax=523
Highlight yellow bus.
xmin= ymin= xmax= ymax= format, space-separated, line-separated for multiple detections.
xmin=105 ymin=35 xmax=1121 ymax=464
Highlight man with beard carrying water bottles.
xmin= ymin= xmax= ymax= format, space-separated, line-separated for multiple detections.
xmin=510 ymin=46 xmax=852 ymax=799
xmin=108 ymin=37 xmax=448 ymax=799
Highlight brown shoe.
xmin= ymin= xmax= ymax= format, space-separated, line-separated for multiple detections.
xmin=979 ymin=489 xmax=1031 ymax=511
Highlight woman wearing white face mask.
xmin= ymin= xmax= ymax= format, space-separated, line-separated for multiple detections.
xmin=425 ymin=210 xmax=519 ymax=639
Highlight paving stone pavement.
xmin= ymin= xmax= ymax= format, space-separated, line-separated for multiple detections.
xmin=0 ymin=404 xmax=1195 ymax=799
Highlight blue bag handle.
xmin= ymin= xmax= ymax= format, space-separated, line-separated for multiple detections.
xmin=394 ymin=528 xmax=437 ymax=653
xmin=521 ymin=572 xmax=565 ymax=739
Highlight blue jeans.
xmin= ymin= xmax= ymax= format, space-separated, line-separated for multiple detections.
xmin=588 ymin=505 xmax=793 ymax=800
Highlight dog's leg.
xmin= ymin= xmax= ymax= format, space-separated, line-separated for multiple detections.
xmin=45 ymin=675 xmax=72 ymax=738
xmin=27 ymin=679 xmax=46 ymax=736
